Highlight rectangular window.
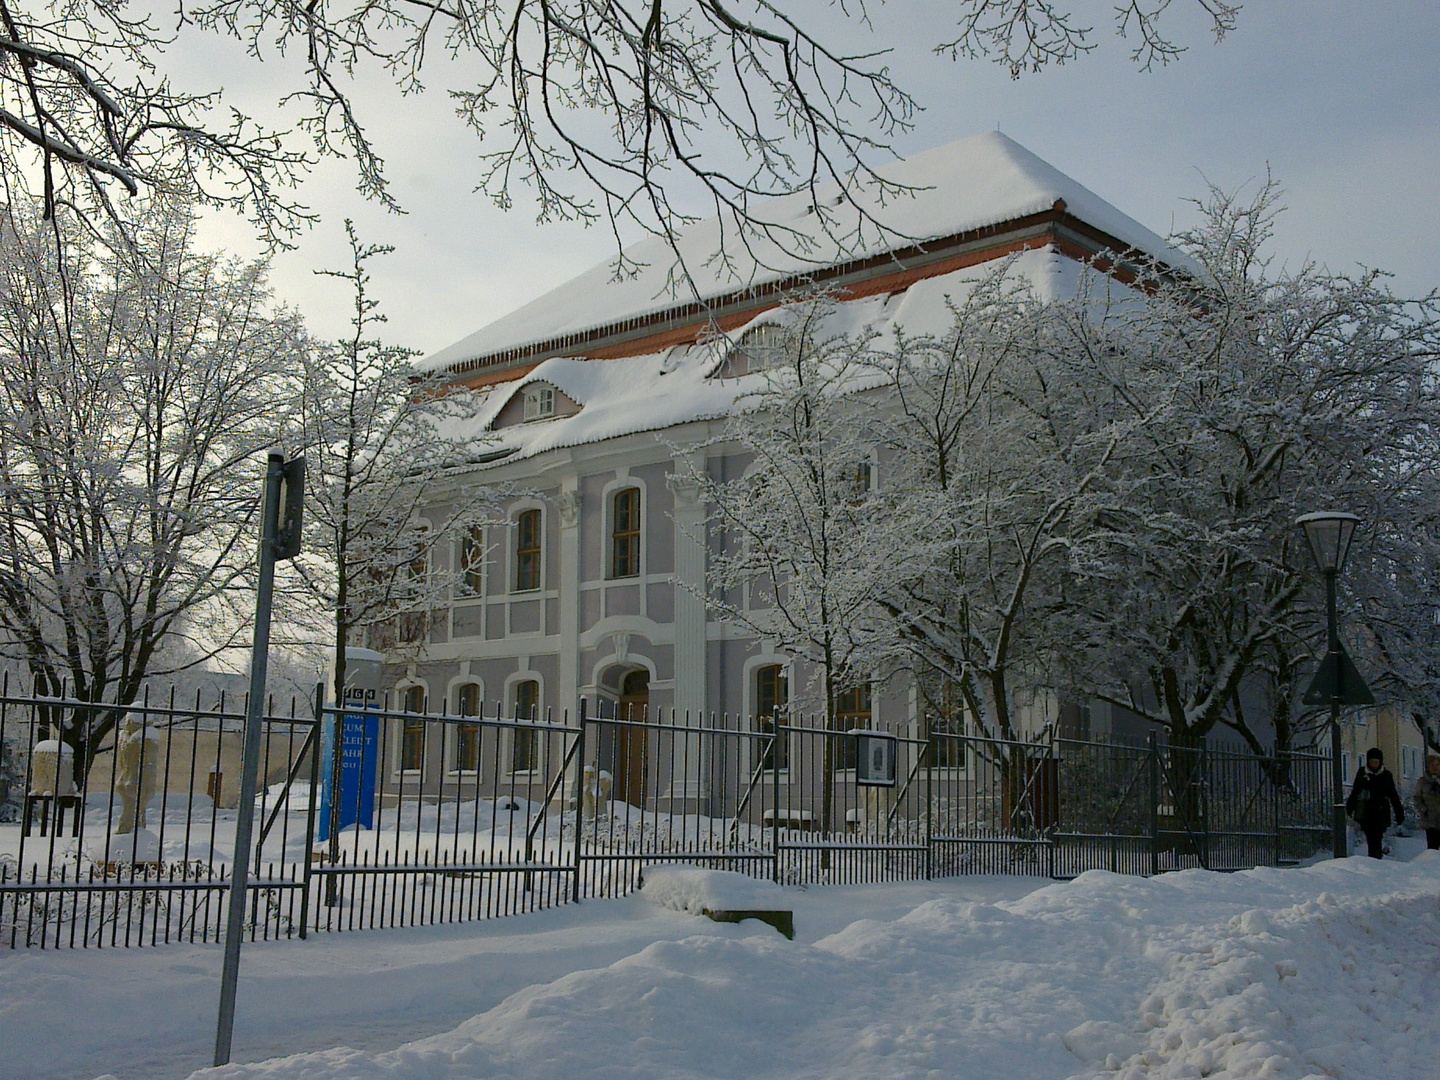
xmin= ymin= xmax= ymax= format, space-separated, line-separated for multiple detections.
xmin=515 ymin=509 xmax=542 ymax=591
xmin=835 ymin=682 xmax=872 ymax=771
xmin=401 ymin=686 xmax=426 ymax=772
xmin=611 ymin=488 xmax=641 ymax=578
xmin=756 ymin=665 xmax=789 ymax=771
xmin=455 ymin=683 xmax=481 ymax=772
xmin=398 ymin=610 xmax=426 ymax=643
xmin=512 ymin=679 xmax=540 ymax=772
xmin=523 ymin=385 xmax=555 ymax=421
xmin=460 ymin=527 xmax=484 ymax=595
xmin=926 ymin=712 xmax=966 ymax=770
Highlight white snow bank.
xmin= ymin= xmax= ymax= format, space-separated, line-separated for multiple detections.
xmin=185 ymin=854 xmax=1440 ymax=1080
xmin=639 ymin=867 xmax=787 ymax=914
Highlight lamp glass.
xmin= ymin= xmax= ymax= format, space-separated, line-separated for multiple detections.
xmin=1297 ymin=512 xmax=1360 ymax=574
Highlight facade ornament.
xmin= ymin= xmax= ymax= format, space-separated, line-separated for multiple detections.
xmin=555 ymin=489 xmax=580 ymax=527
xmin=666 ymin=471 xmax=704 ymax=510
xmin=613 ymin=632 xmax=631 ymax=664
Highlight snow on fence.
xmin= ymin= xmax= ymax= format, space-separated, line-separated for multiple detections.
xmin=0 ymin=689 xmax=1333 ymax=949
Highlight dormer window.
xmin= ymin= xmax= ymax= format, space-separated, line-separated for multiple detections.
xmin=718 ymin=323 xmax=788 ymax=378
xmin=523 ymin=384 xmax=555 ymax=421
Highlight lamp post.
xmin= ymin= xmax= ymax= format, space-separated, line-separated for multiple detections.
xmin=1295 ymin=511 xmax=1361 ymax=861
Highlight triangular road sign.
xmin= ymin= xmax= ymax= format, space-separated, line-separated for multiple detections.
xmin=1302 ymin=648 xmax=1375 ymax=707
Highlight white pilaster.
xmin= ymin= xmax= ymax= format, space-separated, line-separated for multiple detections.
xmin=668 ymin=455 xmax=708 ymax=724
xmin=556 ymin=484 xmax=581 ymax=721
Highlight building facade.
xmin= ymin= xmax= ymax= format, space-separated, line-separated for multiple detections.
xmin=375 ymin=133 xmax=1190 ymax=786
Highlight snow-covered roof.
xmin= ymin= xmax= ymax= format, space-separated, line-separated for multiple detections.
xmin=465 ymin=247 xmax=1087 ymax=465
xmin=422 ymin=132 xmax=1188 ymax=374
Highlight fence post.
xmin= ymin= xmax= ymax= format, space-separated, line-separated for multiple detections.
xmin=298 ymin=682 xmax=324 ymax=940
xmin=571 ymin=698 xmax=586 ymax=905
xmin=1147 ymin=732 xmax=1159 ymax=877
xmin=923 ymin=738 xmax=933 ymax=881
xmin=1200 ymin=741 xmax=1211 ymax=871
xmin=1271 ymin=744 xmax=1282 ymax=867
xmin=771 ymin=725 xmax=781 ymax=884
xmin=1045 ymin=739 xmax=1055 ymax=880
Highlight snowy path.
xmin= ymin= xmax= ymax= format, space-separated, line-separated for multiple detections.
xmin=2 ymin=849 xmax=1436 ymax=1080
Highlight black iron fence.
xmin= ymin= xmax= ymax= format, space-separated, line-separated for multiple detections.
xmin=1 ymin=689 xmax=1332 ymax=948
xmin=0 ymin=686 xmax=316 ymax=949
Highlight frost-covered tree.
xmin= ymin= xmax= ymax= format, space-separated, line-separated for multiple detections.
xmin=699 ymin=297 xmax=892 ymax=837
xmin=1063 ymin=184 xmax=1440 ymax=756
xmin=0 ymin=199 xmax=306 ymax=776
xmin=706 ymin=183 xmax=1440 ymax=769
xmin=1 ymin=0 xmax=1235 ymax=254
xmin=1348 ymin=437 xmax=1440 ymax=757
xmin=870 ymin=263 xmax=1145 ymax=743
xmin=292 ymin=222 xmax=498 ymax=712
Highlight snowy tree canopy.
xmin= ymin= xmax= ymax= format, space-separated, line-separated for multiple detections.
xmin=289 ymin=221 xmax=501 ymax=706
xmin=0 ymin=199 xmax=307 ymax=771
xmin=710 ymin=181 xmax=1440 ymax=753
xmin=0 ymin=1 xmax=1235 ymax=253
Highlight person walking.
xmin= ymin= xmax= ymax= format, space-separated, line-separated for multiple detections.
xmin=1413 ymin=751 xmax=1440 ymax=852
xmin=1346 ymin=747 xmax=1406 ymax=859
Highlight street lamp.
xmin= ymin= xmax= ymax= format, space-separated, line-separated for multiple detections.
xmin=1295 ymin=511 xmax=1366 ymax=861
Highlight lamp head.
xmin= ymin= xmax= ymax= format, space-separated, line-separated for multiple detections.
xmin=1295 ymin=511 xmax=1361 ymax=575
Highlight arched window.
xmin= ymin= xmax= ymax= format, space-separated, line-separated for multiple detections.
xmin=756 ymin=665 xmax=789 ymax=771
xmin=400 ymin=685 xmax=426 ymax=772
xmin=455 ymin=683 xmax=482 ymax=772
xmin=512 ymin=679 xmax=541 ymax=773
xmin=611 ymin=487 xmax=641 ymax=578
xmin=514 ymin=509 xmax=542 ymax=591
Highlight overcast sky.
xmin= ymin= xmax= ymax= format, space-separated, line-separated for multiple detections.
xmin=189 ymin=1 xmax=1440 ymax=360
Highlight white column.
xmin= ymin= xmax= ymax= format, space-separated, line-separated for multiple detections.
xmin=556 ymin=485 xmax=581 ymax=717
xmin=666 ymin=456 xmax=709 ymax=813
xmin=668 ymin=457 xmax=708 ymax=722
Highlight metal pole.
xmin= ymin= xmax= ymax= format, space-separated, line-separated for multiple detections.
xmin=215 ymin=452 xmax=284 ymax=1067
xmin=298 ymin=681 xmax=324 ymax=939
xmin=1326 ymin=568 xmax=1347 ymax=861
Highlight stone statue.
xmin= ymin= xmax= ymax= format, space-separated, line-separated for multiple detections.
xmin=114 ymin=713 xmax=160 ymax=835
xmin=581 ymin=765 xmax=613 ymax=817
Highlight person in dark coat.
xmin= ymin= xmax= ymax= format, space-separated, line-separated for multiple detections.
xmin=1346 ymin=747 xmax=1406 ymax=859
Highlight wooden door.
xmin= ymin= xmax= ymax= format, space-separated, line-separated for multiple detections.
xmin=614 ymin=670 xmax=649 ymax=806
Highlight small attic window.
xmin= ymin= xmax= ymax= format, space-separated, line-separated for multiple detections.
xmin=718 ymin=323 xmax=787 ymax=378
xmin=523 ymin=384 xmax=555 ymax=422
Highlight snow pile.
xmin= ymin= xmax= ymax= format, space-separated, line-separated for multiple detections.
xmin=639 ymin=867 xmax=787 ymax=914
xmin=1065 ymin=880 xmax=1440 ymax=1079
xmin=186 ymin=855 xmax=1440 ymax=1080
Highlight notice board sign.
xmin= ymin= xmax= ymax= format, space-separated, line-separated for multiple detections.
xmin=855 ymin=731 xmax=898 ymax=787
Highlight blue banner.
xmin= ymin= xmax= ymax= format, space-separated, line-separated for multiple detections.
xmin=318 ymin=707 xmax=379 ymax=842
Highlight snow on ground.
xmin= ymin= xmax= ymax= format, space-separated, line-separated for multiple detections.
xmin=2 ymin=843 xmax=1436 ymax=1080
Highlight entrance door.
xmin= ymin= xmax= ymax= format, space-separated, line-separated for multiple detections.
xmin=614 ymin=670 xmax=649 ymax=806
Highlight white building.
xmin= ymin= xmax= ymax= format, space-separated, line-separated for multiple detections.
xmin=380 ymin=132 xmax=1186 ymax=768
